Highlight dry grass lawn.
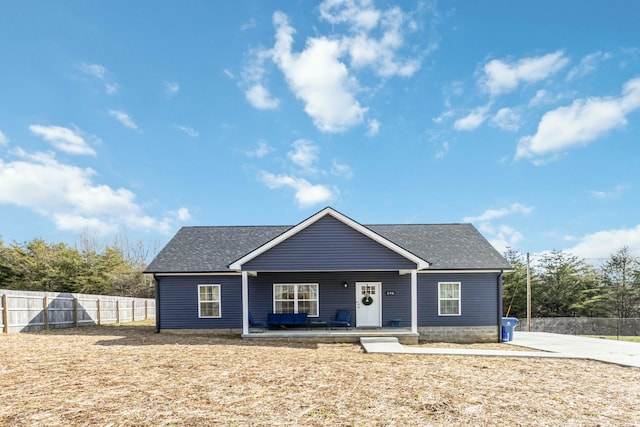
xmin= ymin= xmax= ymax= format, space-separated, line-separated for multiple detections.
xmin=1 ymin=322 xmax=639 ymax=426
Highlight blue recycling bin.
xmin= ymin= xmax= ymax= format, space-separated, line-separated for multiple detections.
xmin=501 ymin=317 xmax=519 ymax=342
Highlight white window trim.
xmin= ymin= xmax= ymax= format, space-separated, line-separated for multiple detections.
xmin=198 ymin=284 xmax=221 ymax=318
xmin=273 ymin=283 xmax=319 ymax=317
xmin=438 ymin=282 xmax=461 ymax=316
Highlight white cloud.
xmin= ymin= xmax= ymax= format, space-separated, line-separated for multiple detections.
xmin=488 ymin=225 xmax=525 ymax=255
xmin=259 ymin=171 xmax=335 ymax=208
xmin=464 ymin=203 xmax=533 ymax=253
xmin=319 ymin=0 xmax=381 ymax=31
xmin=287 ymin=139 xmax=320 ymax=174
xmin=435 ymin=141 xmax=449 ymax=159
xmin=171 ymin=207 xmax=192 ymax=222
xmin=243 ymin=1 xmax=425 ymax=133
xmin=319 ymin=0 xmax=421 ymax=77
xmin=567 ymin=225 xmax=640 ymax=261
xmin=588 ymin=184 xmax=629 ymax=199
xmin=257 ymin=136 xmax=351 ymax=208
xmin=529 ymin=89 xmax=551 ymax=107
xmin=367 ymin=119 xmax=380 ymax=136
xmin=245 ymin=84 xmax=280 ymax=110
xmin=271 ymin=12 xmax=367 ymax=133
xmin=245 ymin=141 xmax=272 ymax=158
xmin=567 ymin=51 xmax=611 ymax=81
xmin=491 ymin=107 xmax=521 ymax=131
xmin=79 ymin=62 xmax=118 ymax=95
xmin=79 ymin=63 xmax=106 ymax=79
xmin=176 ymin=125 xmax=199 ymax=138
xmin=164 ymin=81 xmax=180 ymax=97
xmin=105 ymin=83 xmax=119 ymax=95
xmin=223 ymin=69 xmax=235 ymax=79
xmin=464 ymin=203 xmax=533 ymax=224
xmin=516 ymin=77 xmax=640 ymax=160
xmin=481 ymin=50 xmax=569 ymax=96
xmin=433 ymin=109 xmax=454 ymax=124
xmin=108 ymin=110 xmax=139 ymax=130
xmin=240 ymin=18 xmax=257 ymax=31
xmin=0 ymin=149 xmax=186 ymax=235
xmin=0 ymin=130 xmax=9 ymax=146
xmin=331 ymin=159 xmax=353 ymax=179
xmin=29 ymin=125 xmax=96 ymax=156
xmin=453 ymin=105 xmax=489 ymax=131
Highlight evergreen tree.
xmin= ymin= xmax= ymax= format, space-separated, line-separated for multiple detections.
xmin=0 ymin=234 xmax=156 ymax=298
xmin=601 ymin=246 xmax=640 ymax=318
xmin=533 ymin=250 xmax=603 ymax=317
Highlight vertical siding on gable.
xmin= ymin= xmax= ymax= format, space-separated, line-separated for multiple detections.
xmin=243 ymin=215 xmax=417 ymax=271
xmin=157 ymin=275 xmax=242 ymax=329
xmin=417 ymin=272 xmax=499 ymax=327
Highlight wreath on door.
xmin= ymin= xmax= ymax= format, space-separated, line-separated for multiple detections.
xmin=362 ymin=295 xmax=374 ymax=305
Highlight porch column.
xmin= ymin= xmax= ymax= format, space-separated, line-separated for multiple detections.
xmin=242 ymin=271 xmax=249 ymax=335
xmin=411 ymin=269 xmax=418 ymax=334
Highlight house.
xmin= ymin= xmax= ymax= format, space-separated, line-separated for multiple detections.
xmin=144 ymin=207 xmax=513 ymax=343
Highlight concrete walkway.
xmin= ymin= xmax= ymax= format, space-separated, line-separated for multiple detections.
xmin=509 ymin=331 xmax=640 ymax=368
xmin=360 ymin=332 xmax=640 ymax=368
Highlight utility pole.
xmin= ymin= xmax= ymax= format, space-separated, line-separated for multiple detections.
xmin=526 ymin=252 xmax=531 ymax=332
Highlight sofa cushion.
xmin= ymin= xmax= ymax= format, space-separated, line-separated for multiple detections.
xmin=267 ymin=312 xmax=308 ymax=326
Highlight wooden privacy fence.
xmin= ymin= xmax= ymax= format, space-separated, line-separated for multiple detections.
xmin=0 ymin=289 xmax=155 ymax=333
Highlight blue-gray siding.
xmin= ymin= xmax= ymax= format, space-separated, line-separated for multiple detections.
xmin=243 ymin=216 xmax=418 ymax=271
xmin=157 ymin=271 xmax=501 ymax=330
xmin=417 ymin=272 xmax=499 ymax=326
xmin=248 ymin=271 xmax=410 ymax=327
xmin=157 ymin=275 xmax=242 ymax=329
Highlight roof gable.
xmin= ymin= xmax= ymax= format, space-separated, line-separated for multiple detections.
xmin=228 ymin=207 xmax=429 ymax=270
xmin=241 ymin=214 xmax=420 ymax=271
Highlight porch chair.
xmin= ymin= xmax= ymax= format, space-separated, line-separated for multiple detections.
xmin=249 ymin=312 xmax=268 ymax=331
xmin=328 ymin=309 xmax=352 ymax=330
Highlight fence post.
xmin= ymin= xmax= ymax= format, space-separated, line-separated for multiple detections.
xmin=73 ymin=297 xmax=79 ymax=328
xmin=132 ymin=300 xmax=135 ymax=322
xmin=116 ymin=300 xmax=120 ymax=324
xmin=145 ymin=300 xmax=148 ymax=320
xmin=2 ymin=294 xmax=8 ymax=334
xmin=43 ymin=296 xmax=49 ymax=330
xmin=97 ymin=299 xmax=101 ymax=326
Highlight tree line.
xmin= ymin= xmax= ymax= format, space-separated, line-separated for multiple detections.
xmin=503 ymin=247 xmax=640 ymax=319
xmin=0 ymin=233 xmax=156 ymax=298
xmin=3 ymin=232 xmax=638 ymax=314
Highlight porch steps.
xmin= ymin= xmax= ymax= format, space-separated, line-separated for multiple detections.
xmin=360 ymin=337 xmax=405 ymax=353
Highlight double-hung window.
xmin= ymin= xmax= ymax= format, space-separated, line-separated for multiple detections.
xmin=198 ymin=284 xmax=221 ymax=318
xmin=438 ymin=282 xmax=461 ymax=316
xmin=273 ymin=283 xmax=318 ymax=317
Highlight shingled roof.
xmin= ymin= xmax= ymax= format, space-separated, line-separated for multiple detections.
xmin=145 ymin=221 xmax=512 ymax=273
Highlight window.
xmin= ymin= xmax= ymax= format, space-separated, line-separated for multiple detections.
xmin=438 ymin=282 xmax=461 ymax=316
xmin=198 ymin=284 xmax=221 ymax=318
xmin=273 ymin=283 xmax=318 ymax=317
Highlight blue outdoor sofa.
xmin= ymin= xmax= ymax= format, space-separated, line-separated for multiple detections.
xmin=267 ymin=312 xmax=308 ymax=328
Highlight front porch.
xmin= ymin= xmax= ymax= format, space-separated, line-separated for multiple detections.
xmin=243 ymin=327 xmax=419 ymax=345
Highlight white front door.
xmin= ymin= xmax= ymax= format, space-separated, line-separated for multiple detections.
xmin=355 ymin=282 xmax=381 ymax=327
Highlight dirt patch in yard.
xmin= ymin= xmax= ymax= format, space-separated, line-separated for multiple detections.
xmin=1 ymin=322 xmax=639 ymax=426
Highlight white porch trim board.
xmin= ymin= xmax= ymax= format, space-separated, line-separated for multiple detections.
xmin=411 ymin=269 xmax=418 ymax=334
xmin=242 ymin=271 xmax=249 ymax=336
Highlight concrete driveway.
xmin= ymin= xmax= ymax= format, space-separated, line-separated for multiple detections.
xmin=360 ymin=332 xmax=640 ymax=368
xmin=510 ymin=332 xmax=640 ymax=368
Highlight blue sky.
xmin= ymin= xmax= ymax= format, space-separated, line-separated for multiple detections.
xmin=1 ymin=0 xmax=639 ymax=263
